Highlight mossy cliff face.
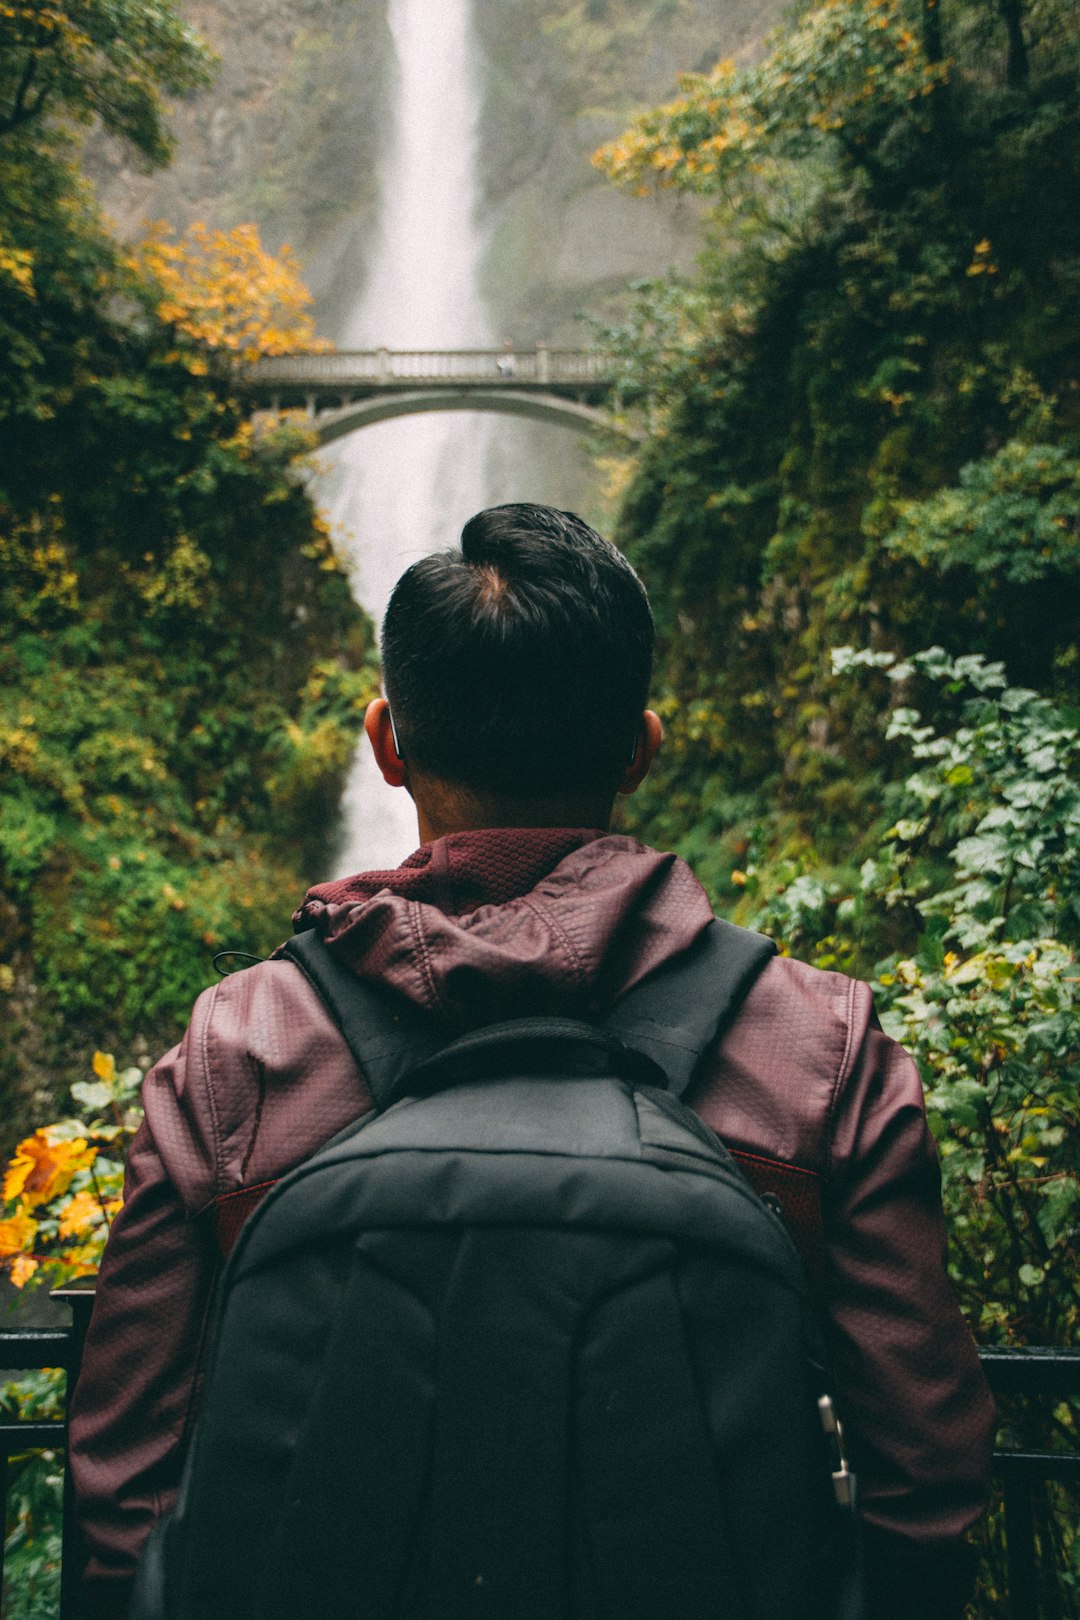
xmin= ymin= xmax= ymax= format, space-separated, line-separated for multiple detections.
xmin=88 ymin=0 xmax=393 ymax=339
xmin=473 ymin=0 xmax=778 ymax=341
xmin=89 ymin=0 xmax=781 ymax=344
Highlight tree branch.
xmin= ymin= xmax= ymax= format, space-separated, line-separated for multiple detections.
xmin=0 ymin=47 xmax=45 ymax=137
xmin=997 ymin=0 xmax=1030 ymax=88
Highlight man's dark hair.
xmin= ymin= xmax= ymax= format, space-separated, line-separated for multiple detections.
xmin=381 ymin=503 xmax=654 ymax=798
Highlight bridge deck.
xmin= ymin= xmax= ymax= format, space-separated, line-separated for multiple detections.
xmin=245 ymin=348 xmax=617 ymax=399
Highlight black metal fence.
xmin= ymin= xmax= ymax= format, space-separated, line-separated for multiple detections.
xmin=978 ymin=1347 xmax=1080 ymax=1618
xmin=2 ymin=1291 xmax=1078 ymax=1619
xmin=1 ymin=1287 xmax=94 ymax=1620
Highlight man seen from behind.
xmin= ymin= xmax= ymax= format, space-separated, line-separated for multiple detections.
xmin=70 ymin=502 xmax=996 ymax=1620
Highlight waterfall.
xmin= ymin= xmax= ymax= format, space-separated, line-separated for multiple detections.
xmin=322 ymin=0 xmax=494 ymax=876
xmin=320 ymin=0 xmax=596 ymax=879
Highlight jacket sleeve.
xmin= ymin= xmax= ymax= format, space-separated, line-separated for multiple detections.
xmin=67 ymin=962 xmax=368 ymax=1618
xmin=824 ymin=1002 xmax=997 ymax=1615
xmin=691 ymin=952 xmax=996 ymax=1616
xmin=68 ymin=1025 xmax=221 ymax=1619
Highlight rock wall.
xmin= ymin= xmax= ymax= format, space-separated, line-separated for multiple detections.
xmin=89 ymin=0 xmax=780 ymax=345
xmin=473 ymin=0 xmax=775 ymax=340
xmin=90 ymin=0 xmax=393 ymax=339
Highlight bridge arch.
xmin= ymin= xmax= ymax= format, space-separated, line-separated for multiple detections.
xmin=243 ymin=349 xmax=639 ymax=447
xmin=310 ymin=387 xmax=638 ymax=445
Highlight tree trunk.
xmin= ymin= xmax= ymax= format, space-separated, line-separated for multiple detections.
xmin=998 ymin=0 xmax=1030 ymax=88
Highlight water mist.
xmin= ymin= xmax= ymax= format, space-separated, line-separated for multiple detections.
xmin=323 ymin=0 xmax=494 ymax=875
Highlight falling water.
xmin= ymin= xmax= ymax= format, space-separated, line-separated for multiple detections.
xmin=323 ymin=0 xmax=494 ymax=875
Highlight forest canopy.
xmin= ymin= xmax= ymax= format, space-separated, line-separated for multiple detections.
xmin=593 ymin=0 xmax=1079 ymax=1605
xmin=592 ymin=0 xmax=1079 ymax=892
xmin=0 ymin=0 xmax=374 ymax=1145
xmin=0 ymin=0 xmax=213 ymax=165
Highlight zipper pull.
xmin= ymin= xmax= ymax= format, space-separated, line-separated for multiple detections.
xmin=818 ymin=1394 xmax=858 ymax=1512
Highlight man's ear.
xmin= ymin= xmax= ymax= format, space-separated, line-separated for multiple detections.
xmin=616 ymin=709 xmax=663 ymax=796
xmin=365 ymin=698 xmax=408 ymax=788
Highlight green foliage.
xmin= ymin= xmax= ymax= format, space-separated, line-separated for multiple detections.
xmin=835 ymin=651 xmax=1080 ymax=1614
xmin=0 ymin=470 xmax=376 ymax=1052
xmin=1 ymin=1049 xmax=143 ymax=1288
xmin=581 ymin=274 xmax=709 ymax=413
xmin=0 ymin=0 xmax=214 ymax=167
xmin=602 ymin=0 xmax=1080 ymax=892
xmin=0 ymin=1372 xmax=64 ymax=1620
xmin=885 ymin=937 xmax=1077 ymax=1333
xmin=0 ymin=1050 xmax=145 ymax=1620
xmin=884 ymin=440 xmax=1080 ymax=585
xmin=0 ymin=630 xmax=375 ymax=1056
xmin=599 ymin=12 xmax=1080 ymax=1603
xmin=0 ymin=0 xmax=376 ymax=1135
xmin=835 ymin=649 xmax=1079 ymax=1344
xmin=595 ymin=0 xmax=948 ymax=197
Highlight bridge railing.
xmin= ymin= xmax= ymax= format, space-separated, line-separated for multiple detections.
xmin=245 ymin=347 xmax=617 ymax=389
xmin=2 ymin=1294 xmax=1078 ymax=1618
xmin=1 ymin=1288 xmax=94 ymax=1620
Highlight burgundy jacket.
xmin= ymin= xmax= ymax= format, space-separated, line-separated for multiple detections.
xmin=69 ymin=830 xmax=995 ymax=1618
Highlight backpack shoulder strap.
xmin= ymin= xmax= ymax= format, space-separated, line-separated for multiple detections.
xmin=284 ymin=915 xmax=774 ymax=1110
xmin=281 ymin=929 xmax=447 ymax=1110
xmin=603 ymin=917 xmax=776 ymax=1099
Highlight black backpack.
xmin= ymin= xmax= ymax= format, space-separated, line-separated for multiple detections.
xmin=131 ymin=919 xmax=862 ymax=1620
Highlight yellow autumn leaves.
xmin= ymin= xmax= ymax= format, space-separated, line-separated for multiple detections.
xmin=4 ymin=1131 xmax=95 ymax=1210
xmin=0 ymin=1213 xmax=38 ymax=1287
xmin=137 ymin=220 xmax=332 ymax=368
xmin=966 ymin=238 xmax=1000 ymax=276
xmin=593 ymin=0 xmax=949 ymax=197
xmin=0 ymin=1131 xmax=102 ymax=1289
xmin=0 ymin=242 xmax=34 ymax=297
xmin=3 ymin=216 xmax=329 ymax=375
xmin=1 ymin=1050 xmax=136 ymax=1290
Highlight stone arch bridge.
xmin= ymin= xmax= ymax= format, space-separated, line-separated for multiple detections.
xmin=242 ymin=348 xmax=637 ymax=444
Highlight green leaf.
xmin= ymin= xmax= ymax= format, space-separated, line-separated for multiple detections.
xmin=69 ymin=1081 xmax=113 ymax=1111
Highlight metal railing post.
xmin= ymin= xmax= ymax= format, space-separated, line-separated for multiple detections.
xmin=1003 ymin=1473 xmax=1038 ymax=1620
xmin=0 ymin=1446 xmax=8 ymax=1609
xmin=54 ymin=1287 xmax=95 ymax=1620
xmin=0 ymin=1297 xmax=91 ymax=1620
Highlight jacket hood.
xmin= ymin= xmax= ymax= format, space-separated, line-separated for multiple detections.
xmin=291 ymin=828 xmax=715 ymax=1027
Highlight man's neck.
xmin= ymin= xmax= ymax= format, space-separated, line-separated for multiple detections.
xmin=412 ymin=776 xmax=615 ymax=844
